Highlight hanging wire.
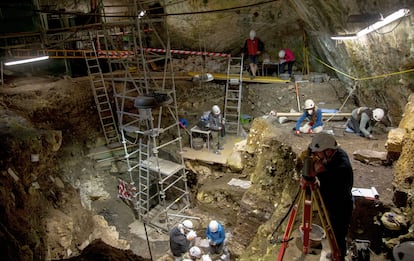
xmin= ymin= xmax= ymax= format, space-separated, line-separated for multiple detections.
xmin=324 ymin=81 xmax=357 ymax=122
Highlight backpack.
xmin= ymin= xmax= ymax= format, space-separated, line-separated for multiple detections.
xmin=197 ymin=111 xmax=211 ymax=131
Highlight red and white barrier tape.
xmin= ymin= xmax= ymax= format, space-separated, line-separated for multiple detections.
xmin=97 ymin=48 xmax=231 ymax=58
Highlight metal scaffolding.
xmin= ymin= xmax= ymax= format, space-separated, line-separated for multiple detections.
xmin=97 ymin=0 xmax=190 ymax=232
xmin=0 ymin=0 xmax=191 ymax=232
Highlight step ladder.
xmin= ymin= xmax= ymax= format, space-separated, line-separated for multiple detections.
xmin=224 ymin=56 xmax=244 ymax=135
xmin=84 ymin=33 xmax=119 ymax=145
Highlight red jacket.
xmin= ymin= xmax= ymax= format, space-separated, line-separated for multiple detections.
xmin=282 ymin=48 xmax=295 ymax=62
xmin=244 ymin=37 xmax=264 ymax=56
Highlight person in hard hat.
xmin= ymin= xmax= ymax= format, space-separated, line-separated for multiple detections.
xmin=295 ymin=99 xmax=324 ymax=135
xmin=278 ymin=48 xmax=295 ymax=76
xmin=183 ymin=246 xmax=213 ymax=261
xmin=170 ymin=220 xmax=197 ymax=261
xmin=208 ymin=105 xmax=225 ymax=154
xmin=183 ymin=246 xmax=203 ymax=261
xmin=243 ymin=30 xmax=264 ymax=78
xmin=206 ymin=220 xmax=226 ymax=256
xmin=306 ymin=133 xmax=354 ymax=261
xmin=346 ymin=107 xmax=384 ymax=139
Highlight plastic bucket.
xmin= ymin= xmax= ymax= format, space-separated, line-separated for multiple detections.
xmin=299 ymin=224 xmax=326 ymax=248
xmin=31 ymin=154 xmax=39 ymax=162
xmin=279 ymin=73 xmax=290 ymax=80
xmin=294 ymin=74 xmax=303 ymax=81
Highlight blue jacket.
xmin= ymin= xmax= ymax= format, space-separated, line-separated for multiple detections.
xmin=295 ymin=108 xmax=323 ymax=131
xmin=206 ymin=222 xmax=225 ymax=245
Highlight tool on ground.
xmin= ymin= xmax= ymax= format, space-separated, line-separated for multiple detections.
xmin=275 ymin=154 xmax=341 ymax=261
xmin=294 ymin=80 xmax=309 ymax=112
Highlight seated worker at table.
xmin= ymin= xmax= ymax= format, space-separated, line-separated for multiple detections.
xmin=295 ymin=99 xmax=324 ymax=135
xmin=278 ymin=48 xmax=295 ymax=76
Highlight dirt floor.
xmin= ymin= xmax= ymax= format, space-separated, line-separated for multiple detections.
xmin=0 ymin=74 xmax=396 ymax=260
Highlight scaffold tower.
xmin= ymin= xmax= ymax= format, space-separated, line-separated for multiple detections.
xmin=98 ymin=0 xmax=190 ymax=232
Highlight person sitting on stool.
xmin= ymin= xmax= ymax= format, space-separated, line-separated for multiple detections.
xmin=208 ymin=105 xmax=225 ymax=154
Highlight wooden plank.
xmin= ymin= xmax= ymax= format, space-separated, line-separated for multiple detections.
xmin=188 ymin=72 xmax=290 ymax=83
xmin=276 ymin=112 xmax=351 ymax=118
xmin=141 ymin=157 xmax=183 ymax=176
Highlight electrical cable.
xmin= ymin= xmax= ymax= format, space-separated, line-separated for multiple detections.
xmin=3 ymin=0 xmax=278 ymax=18
xmin=269 ymin=185 xmax=301 ymax=243
xmin=374 ymin=17 xmax=404 ymax=35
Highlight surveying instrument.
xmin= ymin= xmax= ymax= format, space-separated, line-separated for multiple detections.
xmin=275 ymin=154 xmax=341 ymax=261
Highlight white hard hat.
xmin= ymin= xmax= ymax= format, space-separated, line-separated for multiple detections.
xmin=209 ymin=220 xmax=219 ymax=233
xmin=304 ymin=99 xmax=315 ymax=110
xmin=182 ymin=220 xmax=193 ymax=229
xmin=212 ymin=105 xmax=221 ymax=115
xmin=189 ymin=246 xmax=202 ymax=258
xmin=309 ymin=133 xmax=339 ymax=152
xmin=278 ymin=50 xmax=285 ymax=58
xmin=372 ymin=108 xmax=384 ymax=121
xmin=249 ymin=30 xmax=256 ymax=40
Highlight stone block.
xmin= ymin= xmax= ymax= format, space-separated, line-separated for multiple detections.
xmin=385 ymin=128 xmax=406 ymax=152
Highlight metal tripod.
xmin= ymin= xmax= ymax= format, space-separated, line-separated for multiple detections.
xmin=277 ymin=156 xmax=341 ymax=261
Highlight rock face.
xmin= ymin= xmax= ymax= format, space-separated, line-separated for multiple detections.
xmin=0 ymin=78 xmax=140 ymax=260
xmin=232 ymin=117 xmax=298 ymax=258
xmin=390 ymin=94 xmax=414 ymax=226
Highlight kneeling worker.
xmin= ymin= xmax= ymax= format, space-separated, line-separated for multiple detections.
xmin=295 ymin=99 xmax=323 ymax=135
xmin=346 ymin=107 xmax=384 ymax=139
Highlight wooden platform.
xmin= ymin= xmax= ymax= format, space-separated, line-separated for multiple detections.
xmin=188 ymin=72 xmax=290 ymax=83
xmin=182 ymin=135 xmax=244 ymax=165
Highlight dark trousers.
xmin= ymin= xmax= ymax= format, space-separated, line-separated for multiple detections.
xmin=279 ymin=61 xmax=295 ymax=75
xmin=209 ymin=242 xmax=224 ymax=255
xmin=328 ymin=201 xmax=353 ymax=261
xmin=347 ymin=118 xmax=369 ymax=136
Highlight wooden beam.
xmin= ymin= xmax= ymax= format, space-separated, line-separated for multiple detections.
xmin=276 ymin=112 xmax=351 ymax=118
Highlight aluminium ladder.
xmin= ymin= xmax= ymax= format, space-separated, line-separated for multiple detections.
xmin=224 ymin=56 xmax=244 ymax=135
xmin=84 ymin=33 xmax=119 ymax=145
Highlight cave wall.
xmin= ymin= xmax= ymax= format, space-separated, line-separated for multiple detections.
xmin=163 ymin=0 xmax=414 ymax=125
xmin=0 ymin=77 xmax=134 ymax=260
xmin=11 ymin=0 xmax=413 ymax=125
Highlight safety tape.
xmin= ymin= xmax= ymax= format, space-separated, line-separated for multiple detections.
xmin=97 ymin=48 xmax=231 ymax=58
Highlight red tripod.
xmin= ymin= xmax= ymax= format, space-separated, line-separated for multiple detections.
xmin=277 ymin=156 xmax=341 ymax=261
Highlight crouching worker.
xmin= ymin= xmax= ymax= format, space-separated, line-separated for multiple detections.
xmin=295 ymin=99 xmax=323 ymax=135
xmin=206 ymin=220 xmax=230 ymax=260
xmin=183 ymin=246 xmax=212 ymax=261
xmin=346 ymin=107 xmax=384 ymax=139
xmin=170 ymin=220 xmax=197 ymax=261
